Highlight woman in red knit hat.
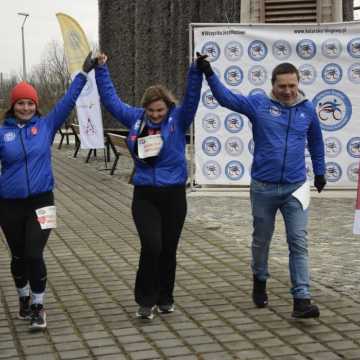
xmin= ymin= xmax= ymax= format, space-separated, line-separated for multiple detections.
xmin=0 ymin=53 xmax=97 ymax=331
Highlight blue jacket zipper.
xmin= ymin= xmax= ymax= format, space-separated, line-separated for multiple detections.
xmin=280 ymin=108 xmax=294 ymax=183
xmin=19 ymin=128 xmax=31 ymax=196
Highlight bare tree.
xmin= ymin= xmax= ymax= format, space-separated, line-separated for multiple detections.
xmin=29 ymin=40 xmax=71 ymax=115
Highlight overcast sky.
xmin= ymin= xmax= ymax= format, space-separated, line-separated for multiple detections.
xmin=1 ymin=0 xmax=98 ymax=77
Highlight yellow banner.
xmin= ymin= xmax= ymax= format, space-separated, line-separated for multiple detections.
xmin=56 ymin=12 xmax=90 ymax=75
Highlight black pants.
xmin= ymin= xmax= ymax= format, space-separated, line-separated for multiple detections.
xmin=0 ymin=192 xmax=54 ymax=294
xmin=132 ymin=186 xmax=187 ymax=307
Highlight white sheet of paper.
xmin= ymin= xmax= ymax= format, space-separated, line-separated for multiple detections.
xmin=138 ymin=134 xmax=163 ymax=159
xmin=292 ymin=181 xmax=310 ymax=210
xmin=35 ymin=205 xmax=57 ymax=229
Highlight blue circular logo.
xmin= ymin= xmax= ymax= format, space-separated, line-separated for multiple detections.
xmin=322 ymin=63 xmax=342 ymax=85
xmin=321 ymin=38 xmax=342 ymax=59
xmin=347 ymin=162 xmax=359 ymax=182
xmin=224 ymin=113 xmax=244 ymax=133
xmin=326 ymin=162 xmax=342 ymax=182
xmin=225 ymin=137 xmax=244 ymax=156
xmin=201 ymin=42 xmax=221 ymax=62
xmin=299 ymin=64 xmax=317 ymax=85
xmin=224 ymin=41 xmax=243 ymax=61
xmin=249 ymin=88 xmax=266 ymax=96
xmin=248 ymin=139 xmax=254 ymax=155
xmin=296 ymin=39 xmax=316 ymax=60
xmin=202 ymin=160 xmax=222 ymax=180
xmin=312 ymin=89 xmax=352 ymax=131
xmin=325 ymin=137 xmax=342 ymax=158
xmin=272 ymin=40 xmax=292 ymax=60
xmin=248 ymin=65 xmax=267 ymax=86
xmin=347 ymin=38 xmax=360 ymax=58
xmin=347 ymin=137 xmax=360 ymax=158
xmin=202 ymin=89 xmax=219 ymax=109
xmin=348 ymin=63 xmax=360 ymax=84
xmin=225 ymin=161 xmax=245 ymax=180
xmin=248 ymin=40 xmax=268 ymax=61
xmin=202 ymin=136 xmax=221 ymax=156
xmin=224 ymin=66 xmax=243 ymax=86
xmin=202 ymin=113 xmax=221 ymax=133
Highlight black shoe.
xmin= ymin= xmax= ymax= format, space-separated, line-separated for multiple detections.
xmin=135 ymin=306 xmax=155 ymax=320
xmin=252 ymin=275 xmax=268 ymax=308
xmin=292 ymin=298 xmax=320 ymax=319
xmin=158 ymin=304 xmax=175 ymax=314
xmin=18 ymin=296 xmax=31 ymax=320
xmin=29 ymin=304 xmax=47 ymax=331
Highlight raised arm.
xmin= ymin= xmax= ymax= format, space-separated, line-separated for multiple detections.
xmin=95 ymin=54 xmax=142 ymax=129
xmin=196 ymin=53 xmax=256 ymax=119
xmin=175 ymin=62 xmax=203 ymax=131
xmin=44 ymin=72 xmax=87 ymax=135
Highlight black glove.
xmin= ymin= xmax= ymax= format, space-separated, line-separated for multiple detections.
xmin=82 ymin=51 xmax=98 ymax=73
xmin=196 ymin=52 xmax=214 ymax=78
xmin=314 ymin=175 xmax=326 ymax=193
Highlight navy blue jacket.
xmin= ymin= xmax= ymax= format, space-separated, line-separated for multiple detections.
xmin=95 ymin=64 xmax=202 ymax=186
xmin=207 ymin=74 xmax=325 ymax=183
xmin=0 ymin=73 xmax=87 ymax=199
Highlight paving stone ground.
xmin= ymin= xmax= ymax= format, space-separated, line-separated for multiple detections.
xmin=0 ymin=143 xmax=360 ymax=360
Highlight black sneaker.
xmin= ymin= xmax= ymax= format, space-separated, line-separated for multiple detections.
xmin=252 ymin=275 xmax=268 ymax=308
xmin=29 ymin=304 xmax=47 ymax=331
xmin=158 ymin=304 xmax=175 ymax=314
xmin=18 ymin=296 xmax=31 ymax=320
xmin=292 ymin=298 xmax=320 ymax=319
xmin=135 ymin=306 xmax=155 ymax=320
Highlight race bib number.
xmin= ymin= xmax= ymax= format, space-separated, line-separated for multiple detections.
xmin=138 ymin=134 xmax=163 ymax=159
xmin=35 ymin=206 xmax=57 ymax=229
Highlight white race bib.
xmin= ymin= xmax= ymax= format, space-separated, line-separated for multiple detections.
xmin=138 ymin=134 xmax=163 ymax=159
xmin=35 ymin=206 xmax=57 ymax=229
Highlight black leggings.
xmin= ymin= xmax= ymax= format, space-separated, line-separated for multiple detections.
xmin=132 ymin=186 xmax=187 ymax=307
xmin=0 ymin=192 xmax=54 ymax=294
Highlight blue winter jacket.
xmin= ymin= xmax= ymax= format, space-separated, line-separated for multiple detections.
xmin=95 ymin=64 xmax=202 ymax=186
xmin=0 ymin=73 xmax=87 ymax=199
xmin=207 ymin=74 xmax=325 ymax=184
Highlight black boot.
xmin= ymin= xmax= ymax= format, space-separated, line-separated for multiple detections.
xmin=292 ymin=298 xmax=320 ymax=319
xmin=252 ymin=275 xmax=268 ymax=308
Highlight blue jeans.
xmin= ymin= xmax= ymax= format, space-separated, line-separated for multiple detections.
xmin=250 ymin=179 xmax=310 ymax=299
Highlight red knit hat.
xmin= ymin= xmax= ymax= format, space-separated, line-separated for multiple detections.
xmin=10 ymin=81 xmax=39 ymax=107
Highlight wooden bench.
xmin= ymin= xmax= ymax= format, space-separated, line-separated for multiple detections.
xmin=106 ymin=132 xmax=130 ymax=175
xmin=57 ymin=125 xmax=75 ymax=149
xmin=70 ymin=124 xmax=81 ymax=158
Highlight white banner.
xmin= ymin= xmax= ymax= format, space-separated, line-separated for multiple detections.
xmin=57 ymin=13 xmax=104 ymax=150
xmin=73 ymin=70 xmax=104 ymax=149
xmin=192 ymin=22 xmax=360 ymax=187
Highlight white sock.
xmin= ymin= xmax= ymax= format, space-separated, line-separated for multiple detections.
xmin=17 ymin=284 xmax=30 ymax=298
xmin=31 ymin=292 xmax=45 ymax=305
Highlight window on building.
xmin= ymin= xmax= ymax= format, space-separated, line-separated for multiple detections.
xmin=260 ymin=0 xmax=318 ymax=23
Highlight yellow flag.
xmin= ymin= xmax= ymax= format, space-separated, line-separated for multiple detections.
xmin=56 ymin=13 xmax=90 ymax=75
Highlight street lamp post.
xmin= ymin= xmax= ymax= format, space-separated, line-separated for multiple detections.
xmin=17 ymin=12 xmax=29 ymax=81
